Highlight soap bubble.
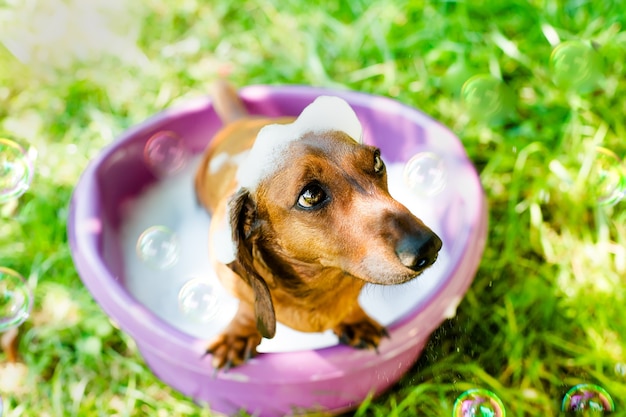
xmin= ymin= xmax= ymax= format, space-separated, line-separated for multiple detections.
xmin=461 ymin=74 xmax=514 ymax=124
xmin=178 ymin=278 xmax=220 ymax=323
xmin=550 ymin=41 xmax=602 ymax=92
xmin=0 ymin=138 xmax=34 ymax=204
xmin=561 ymin=384 xmax=614 ymax=414
xmin=136 ymin=226 xmax=179 ymax=269
xmin=616 ymin=363 xmax=626 ymax=377
xmin=588 ymin=147 xmax=625 ymax=206
xmin=143 ymin=131 xmax=189 ymax=177
xmin=453 ymin=389 xmax=506 ymax=417
xmin=404 ymin=152 xmax=447 ymax=197
xmin=441 ymin=60 xmax=473 ymax=96
xmin=0 ymin=267 xmax=33 ymax=331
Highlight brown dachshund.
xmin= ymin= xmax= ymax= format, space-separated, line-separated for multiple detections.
xmin=195 ymin=81 xmax=442 ymax=369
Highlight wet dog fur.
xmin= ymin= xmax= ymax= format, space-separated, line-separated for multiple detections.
xmin=194 ymin=81 xmax=442 ymax=369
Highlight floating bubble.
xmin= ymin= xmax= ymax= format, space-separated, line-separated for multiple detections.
xmin=441 ymin=60 xmax=473 ymax=96
xmin=143 ymin=131 xmax=189 ymax=177
xmin=404 ymin=152 xmax=447 ymax=197
xmin=178 ymin=278 xmax=220 ymax=323
xmin=550 ymin=41 xmax=603 ymax=92
xmin=0 ymin=267 xmax=33 ymax=331
xmin=616 ymin=363 xmax=626 ymax=377
xmin=562 ymin=384 xmax=615 ymax=414
xmin=136 ymin=226 xmax=179 ymax=269
xmin=461 ymin=74 xmax=515 ymax=124
xmin=453 ymin=389 xmax=506 ymax=417
xmin=0 ymin=395 xmax=3 ymax=416
xmin=588 ymin=147 xmax=625 ymax=206
xmin=0 ymin=138 xmax=34 ymax=204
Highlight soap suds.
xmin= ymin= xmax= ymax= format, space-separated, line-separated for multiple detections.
xmin=236 ymin=96 xmax=363 ymax=191
xmin=209 ymin=151 xmax=249 ymax=175
xmin=212 ymin=212 xmax=236 ymax=264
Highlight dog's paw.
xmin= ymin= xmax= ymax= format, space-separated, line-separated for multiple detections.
xmin=205 ymin=331 xmax=262 ymax=371
xmin=332 ymin=317 xmax=390 ymax=351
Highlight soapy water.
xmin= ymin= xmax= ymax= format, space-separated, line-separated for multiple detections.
xmin=561 ymin=384 xmax=614 ymax=414
xmin=121 ymin=157 xmax=452 ymax=353
xmin=453 ymin=389 xmax=506 ymax=417
xmin=0 ymin=138 xmax=34 ymax=204
xmin=0 ymin=267 xmax=33 ymax=332
xmin=403 ymin=152 xmax=447 ymax=197
xmin=136 ymin=226 xmax=180 ymax=269
xmin=143 ymin=131 xmax=190 ymax=177
xmin=178 ymin=277 xmax=221 ymax=323
xmin=588 ymin=147 xmax=625 ymax=206
xmin=461 ymin=74 xmax=514 ymax=125
xmin=550 ymin=41 xmax=603 ymax=92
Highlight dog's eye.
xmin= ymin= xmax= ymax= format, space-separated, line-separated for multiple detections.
xmin=297 ymin=184 xmax=327 ymax=209
xmin=374 ymin=151 xmax=385 ymax=174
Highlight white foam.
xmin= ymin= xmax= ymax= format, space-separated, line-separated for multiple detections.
xmin=212 ymin=212 xmax=236 ymax=264
xmin=209 ymin=151 xmax=249 ymax=175
xmin=236 ymin=96 xmax=363 ymax=191
xmin=121 ymin=158 xmax=449 ymax=353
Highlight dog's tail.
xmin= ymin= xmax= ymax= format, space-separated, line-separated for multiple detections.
xmin=210 ymin=79 xmax=249 ymax=124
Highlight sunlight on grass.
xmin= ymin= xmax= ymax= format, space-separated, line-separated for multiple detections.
xmin=1 ymin=0 xmax=626 ymax=416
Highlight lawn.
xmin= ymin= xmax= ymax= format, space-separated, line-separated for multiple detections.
xmin=1 ymin=0 xmax=625 ymax=416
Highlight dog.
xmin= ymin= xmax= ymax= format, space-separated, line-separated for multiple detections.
xmin=195 ymin=81 xmax=442 ymax=369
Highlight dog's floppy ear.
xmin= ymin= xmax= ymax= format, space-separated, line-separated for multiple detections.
xmin=227 ymin=188 xmax=277 ymax=339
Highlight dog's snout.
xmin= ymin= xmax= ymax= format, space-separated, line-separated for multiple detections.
xmin=395 ymin=232 xmax=442 ymax=272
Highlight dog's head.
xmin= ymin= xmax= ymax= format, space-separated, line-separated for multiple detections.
xmin=220 ymin=96 xmax=442 ymax=338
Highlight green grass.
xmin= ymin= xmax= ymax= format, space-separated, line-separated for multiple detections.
xmin=1 ymin=0 xmax=626 ymax=415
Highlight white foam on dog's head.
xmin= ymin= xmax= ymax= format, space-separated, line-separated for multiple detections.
xmin=236 ymin=96 xmax=362 ymax=191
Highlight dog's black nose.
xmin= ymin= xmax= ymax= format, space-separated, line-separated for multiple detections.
xmin=395 ymin=232 xmax=442 ymax=272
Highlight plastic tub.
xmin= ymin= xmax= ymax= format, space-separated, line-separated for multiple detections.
xmin=68 ymin=85 xmax=487 ymax=416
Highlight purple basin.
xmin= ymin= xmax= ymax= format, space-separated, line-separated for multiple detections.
xmin=67 ymin=85 xmax=487 ymax=416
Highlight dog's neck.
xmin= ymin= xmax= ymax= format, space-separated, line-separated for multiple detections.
xmin=250 ymin=240 xmax=366 ymax=332
xmin=253 ymin=238 xmax=365 ymax=300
